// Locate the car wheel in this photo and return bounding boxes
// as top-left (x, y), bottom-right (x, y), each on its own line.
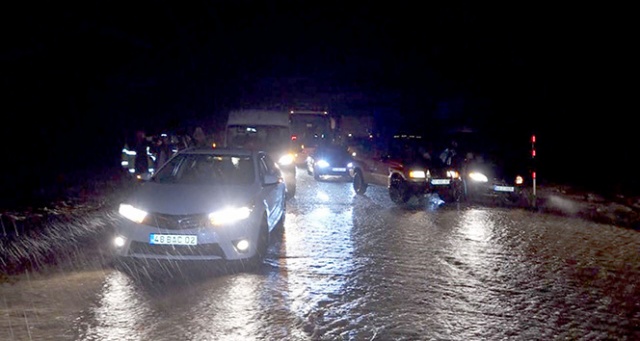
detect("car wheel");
top-left (353, 169), bottom-right (368, 194)
top-left (251, 218), bottom-right (269, 268)
top-left (286, 183), bottom-right (296, 199)
top-left (389, 177), bottom-right (410, 204)
top-left (444, 182), bottom-right (463, 203)
top-left (275, 211), bottom-right (286, 231)
top-left (502, 192), bottom-right (522, 206)
top-left (276, 196), bottom-right (286, 231)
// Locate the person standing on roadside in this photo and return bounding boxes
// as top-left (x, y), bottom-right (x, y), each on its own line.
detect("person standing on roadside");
top-left (192, 126), bottom-right (208, 148)
top-left (155, 134), bottom-right (173, 169)
top-left (439, 140), bottom-right (459, 167)
top-left (133, 130), bottom-right (150, 176)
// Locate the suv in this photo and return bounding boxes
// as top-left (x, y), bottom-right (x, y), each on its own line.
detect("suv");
top-left (348, 134), bottom-right (463, 205)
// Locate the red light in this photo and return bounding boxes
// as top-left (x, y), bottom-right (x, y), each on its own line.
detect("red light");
top-left (291, 135), bottom-right (297, 141)
top-left (532, 171), bottom-right (536, 179)
top-left (532, 149), bottom-right (536, 158)
top-left (531, 135), bottom-right (536, 143)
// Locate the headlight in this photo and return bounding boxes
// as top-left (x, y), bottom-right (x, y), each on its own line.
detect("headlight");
top-left (278, 154), bottom-right (294, 166)
top-left (468, 172), bottom-right (489, 182)
top-left (409, 170), bottom-right (426, 179)
top-left (119, 204), bottom-right (148, 223)
top-left (209, 206), bottom-right (252, 226)
top-left (446, 170), bottom-right (460, 179)
top-left (515, 175), bottom-right (524, 185)
top-left (316, 160), bottom-right (330, 168)
top-left (347, 162), bottom-right (353, 168)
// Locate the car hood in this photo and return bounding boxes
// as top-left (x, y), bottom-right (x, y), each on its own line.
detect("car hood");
top-left (124, 182), bottom-right (258, 215)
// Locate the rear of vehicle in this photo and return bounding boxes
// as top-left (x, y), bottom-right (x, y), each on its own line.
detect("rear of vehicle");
top-left (112, 148), bottom-right (286, 268)
top-left (225, 109), bottom-right (297, 198)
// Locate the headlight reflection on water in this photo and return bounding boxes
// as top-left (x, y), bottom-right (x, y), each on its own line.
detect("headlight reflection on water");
top-left (436, 208), bottom-right (515, 337)
top-left (78, 271), bottom-right (151, 340)
top-left (315, 190), bottom-right (331, 202)
top-left (282, 206), bottom-right (356, 322)
top-left (190, 275), bottom-right (262, 339)
top-left (460, 209), bottom-right (492, 243)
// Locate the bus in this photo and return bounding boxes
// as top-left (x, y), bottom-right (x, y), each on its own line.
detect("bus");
top-left (289, 110), bottom-right (335, 166)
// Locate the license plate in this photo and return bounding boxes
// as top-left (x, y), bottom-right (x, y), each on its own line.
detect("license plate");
top-left (494, 185), bottom-right (515, 192)
top-left (431, 179), bottom-right (450, 185)
top-left (149, 234), bottom-right (198, 245)
top-left (332, 167), bottom-right (347, 172)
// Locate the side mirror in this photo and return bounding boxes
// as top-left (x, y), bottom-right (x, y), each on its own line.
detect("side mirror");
top-left (263, 174), bottom-right (280, 186)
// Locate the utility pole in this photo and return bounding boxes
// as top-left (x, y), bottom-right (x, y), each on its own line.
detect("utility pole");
top-left (531, 134), bottom-right (537, 208)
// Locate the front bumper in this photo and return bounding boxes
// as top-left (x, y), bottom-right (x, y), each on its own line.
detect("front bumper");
top-left (315, 165), bottom-right (352, 177)
top-left (112, 214), bottom-right (261, 262)
top-left (394, 176), bottom-right (463, 201)
top-left (464, 180), bottom-right (525, 199)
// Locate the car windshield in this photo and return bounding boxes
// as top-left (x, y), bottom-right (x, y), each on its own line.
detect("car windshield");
top-left (226, 125), bottom-right (291, 150)
top-left (152, 154), bottom-right (255, 185)
top-left (316, 144), bottom-right (349, 156)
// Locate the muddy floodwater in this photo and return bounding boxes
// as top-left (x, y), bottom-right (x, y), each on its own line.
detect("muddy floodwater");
top-left (2, 171), bottom-right (639, 340)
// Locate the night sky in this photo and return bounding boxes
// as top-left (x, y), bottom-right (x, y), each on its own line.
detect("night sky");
top-left (1, 1), bottom-right (634, 205)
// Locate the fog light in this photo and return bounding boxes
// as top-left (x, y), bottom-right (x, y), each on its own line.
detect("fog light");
top-left (114, 236), bottom-right (126, 248)
top-left (234, 239), bottom-right (250, 252)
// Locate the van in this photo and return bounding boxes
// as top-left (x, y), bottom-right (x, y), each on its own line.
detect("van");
top-left (224, 109), bottom-right (297, 198)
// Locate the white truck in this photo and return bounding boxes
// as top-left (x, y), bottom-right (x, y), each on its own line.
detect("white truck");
top-left (224, 109), bottom-right (297, 198)
top-left (289, 109), bottom-right (335, 166)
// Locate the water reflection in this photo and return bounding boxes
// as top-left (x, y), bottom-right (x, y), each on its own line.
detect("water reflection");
top-left (56, 174), bottom-right (640, 339)
top-left (76, 271), bottom-right (152, 340)
top-left (432, 208), bottom-right (517, 339)
top-left (315, 190), bottom-right (331, 202)
top-left (188, 275), bottom-right (262, 339)
top-left (75, 266), bottom-right (302, 340)
top-left (460, 209), bottom-right (491, 242)
top-left (282, 199), bottom-right (356, 338)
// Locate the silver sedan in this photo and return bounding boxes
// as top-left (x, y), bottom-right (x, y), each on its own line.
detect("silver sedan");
top-left (112, 147), bottom-right (286, 269)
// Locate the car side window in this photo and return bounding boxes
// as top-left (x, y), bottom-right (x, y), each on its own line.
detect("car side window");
top-left (259, 153), bottom-right (278, 178)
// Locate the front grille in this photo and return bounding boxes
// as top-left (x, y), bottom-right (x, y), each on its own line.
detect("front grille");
top-left (129, 241), bottom-right (225, 258)
top-left (144, 213), bottom-right (209, 230)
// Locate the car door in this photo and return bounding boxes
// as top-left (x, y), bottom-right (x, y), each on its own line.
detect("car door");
top-left (259, 153), bottom-right (284, 229)
top-left (368, 143), bottom-right (395, 187)
top-left (349, 140), bottom-right (382, 187)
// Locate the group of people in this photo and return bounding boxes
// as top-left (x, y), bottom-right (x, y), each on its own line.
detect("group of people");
top-left (127, 126), bottom-right (212, 177)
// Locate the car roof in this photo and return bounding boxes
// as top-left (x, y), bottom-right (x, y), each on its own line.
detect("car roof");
top-left (178, 147), bottom-right (258, 157)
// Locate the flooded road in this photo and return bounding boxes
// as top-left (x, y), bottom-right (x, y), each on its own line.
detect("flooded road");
top-left (2, 170), bottom-right (640, 340)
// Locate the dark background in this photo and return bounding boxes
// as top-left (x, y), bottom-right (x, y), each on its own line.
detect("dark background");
top-left (0, 1), bottom-right (635, 207)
